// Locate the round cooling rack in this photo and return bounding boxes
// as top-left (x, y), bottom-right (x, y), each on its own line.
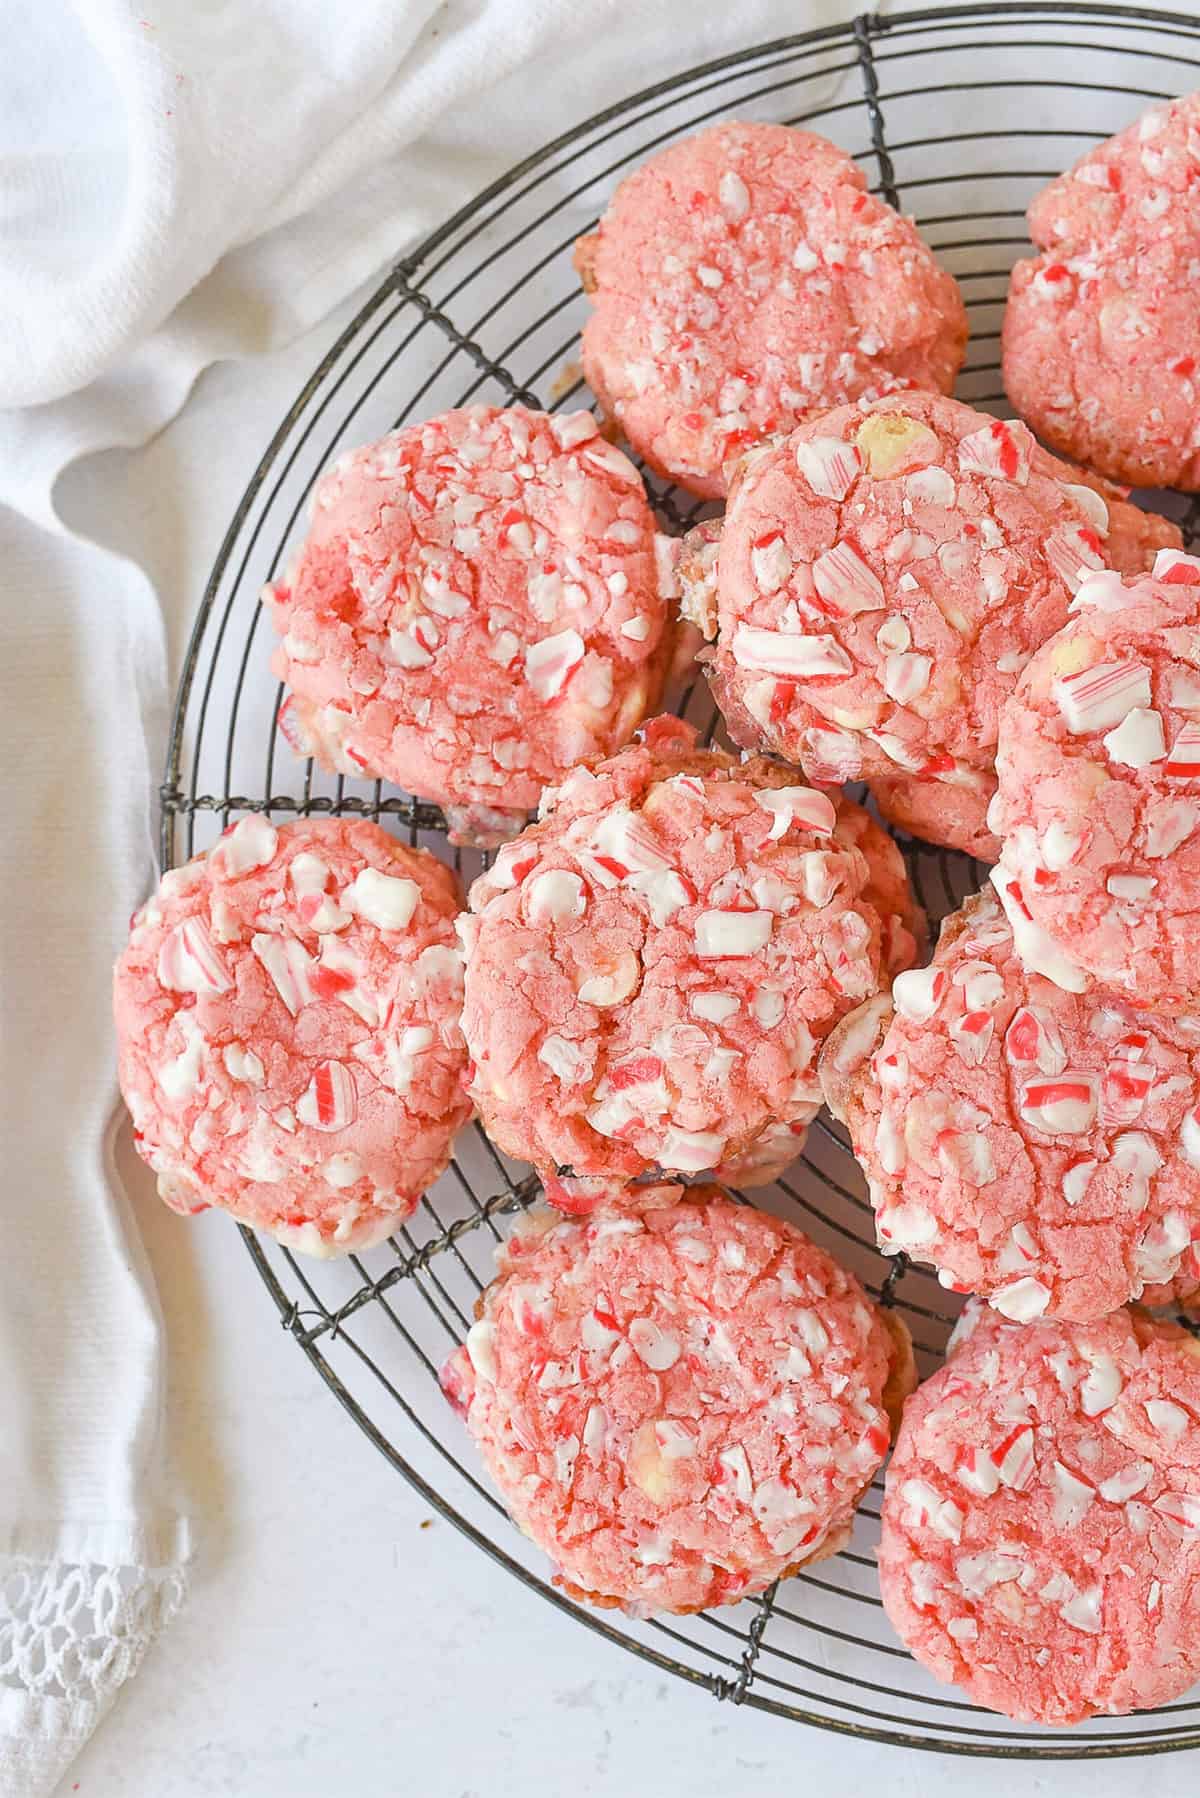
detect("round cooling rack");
top-left (162, 3), bottom-right (1200, 1757)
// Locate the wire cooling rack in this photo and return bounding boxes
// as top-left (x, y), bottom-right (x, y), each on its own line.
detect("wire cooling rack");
top-left (162, 4), bottom-right (1200, 1757)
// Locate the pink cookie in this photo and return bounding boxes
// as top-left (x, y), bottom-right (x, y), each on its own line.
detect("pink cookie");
top-left (114, 817), bottom-right (470, 1256)
top-left (715, 807), bottom-right (925, 1193)
top-left (820, 886), bottom-right (1200, 1321)
top-left (1004, 94), bottom-right (1200, 491)
top-left (872, 770), bottom-right (1000, 864)
top-left (1142, 1261), bottom-right (1200, 1311)
top-left (576, 121), bottom-right (967, 499)
top-left (442, 1191), bottom-right (915, 1612)
top-left (994, 550), bottom-right (1200, 1010)
top-left (459, 716), bottom-right (922, 1198)
top-left (682, 392), bottom-right (1179, 855)
top-left (880, 1302), bottom-right (1200, 1724)
top-left (266, 406), bottom-right (675, 844)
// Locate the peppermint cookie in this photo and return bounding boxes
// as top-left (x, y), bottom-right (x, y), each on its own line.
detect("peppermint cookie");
top-left (1004, 93), bottom-right (1200, 490)
top-left (442, 1191), bottom-right (915, 1612)
top-left (682, 392), bottom-right (1178, 853)
top-left (459, 716), bottom-right (922, 1198)
top-left (872, 770), bottom-right (1000, 864)
top-left (880, 1303), bottom-right (1200, 1724)
top-left (114, 817), bottom-right (470, 1255)
top-left (266, 406), bottom-right (674, 843)
top-left (820, 886), bottom-right (1200, 1321)
top-left (576, 120), bottom-right (967, 499)
top-left (993, 550), bottom-right (1200, 1009)
top-left (1142, 1260), bottom-right (1200, 1312)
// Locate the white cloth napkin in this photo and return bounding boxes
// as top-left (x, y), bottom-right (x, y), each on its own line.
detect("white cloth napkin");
top-left (0, 3), bottom-right (843, 1793)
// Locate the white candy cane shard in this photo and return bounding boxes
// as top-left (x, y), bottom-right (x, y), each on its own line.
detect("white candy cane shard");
top-left (694, 911), bottom-right (773, 957)
top-left (811, 540), bottom-right (884, 616)
top-left (1080, 1355), bottom-right (1121, 1416)
top-left (938, 1131), bottom-right (995, 1186)
top-left (956, 1551), bottom-right (1025, 1599)
top-left (1062, 1158), bottom-right (1096, 1206)
top-left (1045, 522), bottom-right (1106, 593)
top-left (223, 1043), bottom-right (265, 1086)
top-left (1060, 482), bottom-right (1110, 535)
top-left (1152, 1492), bottom-right (1200, 1532)
top-left (1103, 707), bottom-right (1166, 768)
top-left (550, 409), bottom-right (599, 450)
top-left (950, 1010), bottom-right (995, 1067)
top-left (1145, 1398), bottom-right (1189, 1440)
top-left (866, 730), bottom-right (924, 772)
top-left (749, 531), bottom-right (793, 593)
top-left (1182, 1106), bottom-right (1200, 1169)
top-left (755, 787), bottom-right (836, 839)
top-left (690, 991), bottom-right (740, 1024)
top-left (251, 933), bottom-right (315, 1014)
top-left (526, 869), bottom-right (587, 923)
top-left (1171, 667), bottom-right (1200, 709)
top-left (794, 436), bottom-right (863, 501)
top-left (1018, 1074), bottom-right (1097, 1133)
top-left (954, 1447), bottom-right (1000, 1497)
top-left (992, 1277), bottom-right (1051, 1322)
top-left (1070, 568), bottom-right (1131, 614)
top-left (730, 624), bottom-right (852, 679)
top-left (1052, 1462), bottom-right (1096, 1528)
top-left (990, 868), bottom-right (1089, 994)
top-left (718, 168), bottom-right (750, 220)
top-left (956, 419), bottom-right (1031, 484)
top-left (296, 1061), bottom-right (357, 1131)
top-left (627, 1318), bottom-right (681, 1371)
top-left (579, 805), bottom-right (672, 884)
top-left (344, 868), bottom-right (420, 931)
top-left (876, 615), bottom-right (911, 654)
top-left (660, 1127), bottom-right (723, 1172)
top-left (801, 725), bottom-right (863, 783)
top-left (990, 1424), bottom-right (1036, 1489)
top-left (1052, 660), bottom-right (1152, 733)
top-left (1040, 822), bottom-right (1082, 871)
top-left (485, 841), bottom-right (538, 889)
top-left (1098, 1461), bottom-right (1151, 1502)
top-left (525, 629), bottom-right (585, 700)
top-left (718, 1444), bottom-right (754, 1502)
top-left (1106, 872), bottom-right (1156, 902)
top-left (891, 966), bottom-right (946, 1021)
top-left (900, 1480), bottom-right (964, 1541)
top-left (1135, 1208), bottom-right (1191, 1280)
top-left (1154, 546), bottom-right (1200, 581)
top-left (157, 919), bottom-right (233, 995)
top-left (1164, 721), bottom-right (1200, 778)
top-left (883, 652), bottom-right (932, 704)
top-left (1061, 1587), bottom-right (1103, 1635)
top-left (218, 816), bottom-right (278, 876)
top-left (906, 466), bottom-right (956, 507)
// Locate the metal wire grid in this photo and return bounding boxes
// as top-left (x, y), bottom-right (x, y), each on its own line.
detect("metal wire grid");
top-left (160, 4), bottom-right (1200, 1756)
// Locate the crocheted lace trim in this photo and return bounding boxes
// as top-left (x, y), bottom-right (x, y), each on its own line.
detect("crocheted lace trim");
top-left (0, 1556), bottom-right (188, 1705)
